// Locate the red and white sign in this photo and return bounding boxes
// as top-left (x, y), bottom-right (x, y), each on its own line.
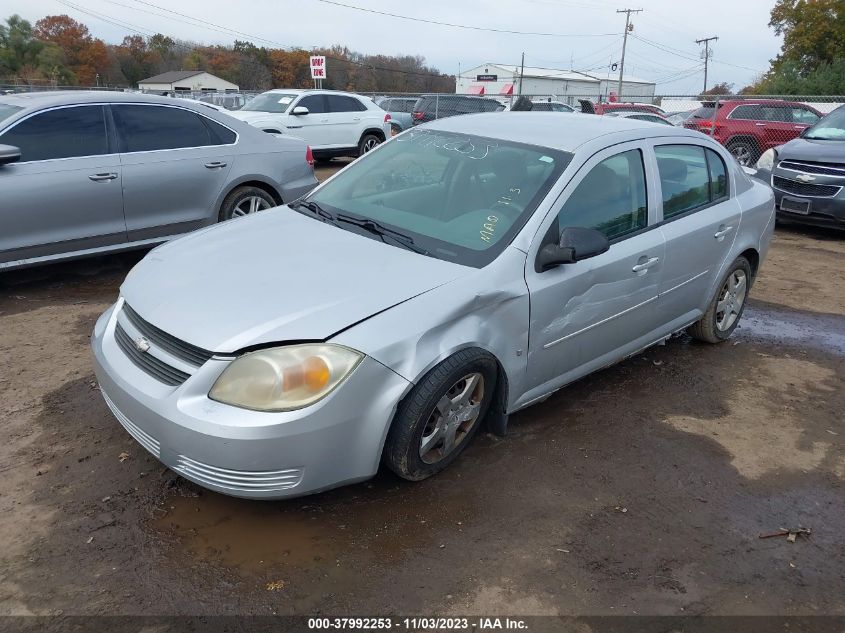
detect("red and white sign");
top-left (310, 56), bottom-right (326, 80)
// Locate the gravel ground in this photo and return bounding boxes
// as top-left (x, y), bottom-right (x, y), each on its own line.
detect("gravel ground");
top-left (1, 165), bottom-right (843, 620)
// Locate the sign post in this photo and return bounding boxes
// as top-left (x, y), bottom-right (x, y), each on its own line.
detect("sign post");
top-left (310, 55), bottom-right (326, 89)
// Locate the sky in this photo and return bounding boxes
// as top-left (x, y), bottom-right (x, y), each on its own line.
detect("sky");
top-left (3, 0), bottom-right (783, 94)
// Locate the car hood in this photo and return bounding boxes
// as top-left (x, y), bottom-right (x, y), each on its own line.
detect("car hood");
top-left (228, 110), bottom-right (286, 125)
top-left (776, 137), bottom-right (845, 163)
top-left (120, 209), bottom-right (468, 353)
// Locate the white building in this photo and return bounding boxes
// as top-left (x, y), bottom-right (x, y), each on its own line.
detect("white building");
top-left (138, 71), bottom-right (239, 93)
top-left (456, 63), bottom-right (655, 104)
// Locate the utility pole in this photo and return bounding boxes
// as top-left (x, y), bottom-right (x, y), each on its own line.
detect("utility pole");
top-left (616, 8), bottom-right (641, 100)
top-left (518, 51), bottom-right (525, 96)
top-left (696, 36), bottom-right (718, 93)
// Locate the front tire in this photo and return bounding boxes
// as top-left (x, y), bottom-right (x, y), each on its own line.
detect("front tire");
top-left (218, 186), bottom-right (275, 222)
top-left (687, 256), bottom-right (752, 343)
top-left (383, 349), bottom-right (498, 481)
top-left (358, 133), bottom-right (382, 156)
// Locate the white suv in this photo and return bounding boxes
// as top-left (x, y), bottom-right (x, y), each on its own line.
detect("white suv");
top-left (230, 89), bottom-right (390, 160)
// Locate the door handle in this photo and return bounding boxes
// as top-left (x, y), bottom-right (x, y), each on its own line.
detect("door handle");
top-left (88, 173), bottom-right (117, 182)
top-left (321, 119), bottom-right (329, 123)
top-left (204, 161), bottom-right (227, 169)
top-left (632, 256), bottom-right (659, 273)
top-left (353, 117), bottom-right (361, 121)
top-left (714, 225), bottom-right (735, 240)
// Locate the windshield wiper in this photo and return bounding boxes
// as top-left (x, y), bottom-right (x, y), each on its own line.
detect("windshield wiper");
top-left (291, 199), bottom-right (338, 225)
top-left (335, 213), bottom-right (429, 255)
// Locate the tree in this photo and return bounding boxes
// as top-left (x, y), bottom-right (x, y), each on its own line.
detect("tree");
top-left (769, 0), bottom-right (845, 75)
top-left (0, 15), bottom-right (44, 75)
top-left (34, 14), bottom-right (108, 85)
top-left (701, 82), bottom-right (734, 96)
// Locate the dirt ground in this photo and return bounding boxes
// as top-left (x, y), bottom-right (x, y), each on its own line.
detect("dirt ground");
top-left (1, 163), bottom-right (843, 621)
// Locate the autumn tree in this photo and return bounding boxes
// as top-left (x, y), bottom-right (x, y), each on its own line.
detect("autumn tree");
top-left (769, 0), bottom-right (845, 74)
top-left (0, 14), bottom-right (74, 83)
top-left (34, 14), bottom-right (108, 85)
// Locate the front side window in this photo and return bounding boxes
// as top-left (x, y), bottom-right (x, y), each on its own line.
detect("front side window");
top-left (304, 129), bottom-right (571, 267)
top-left (298, 95), bottom-right (327, 114)
top-left (656, 144), bottom-right (728, 219)
top-left (556, 149), bottom-right (647, 240)
top-left (113, 105), bottom-right (213, 152)
top-left (1, 106), bottom-right (108, 162)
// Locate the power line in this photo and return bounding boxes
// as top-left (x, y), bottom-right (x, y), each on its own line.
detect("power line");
top-left (314, 0), bottom-right (619, 37)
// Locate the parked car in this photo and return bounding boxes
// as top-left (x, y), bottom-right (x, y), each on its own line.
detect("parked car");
top-left (92, 112), bottom-right (775, 499)
top-left (667, 110), bottom-right (695, 126)
top-left (579, 100), bottom-right (666, 116)
top-left (605, 111), bottom-right (673, 125)
top-left (0, 91), bottom-right (317, 271)
top-left (229, 89), bottom-right (391, 160)
top-left (377, 96), bottom-right (417, 132)
top-left (752, 104), bottom-right (845, 229)
top-left (411, 94), bottom-right (504, 125)
top-left (197, 92), bottom-right (249, 111)
top-left (683, 99), bottom-right (822, 166)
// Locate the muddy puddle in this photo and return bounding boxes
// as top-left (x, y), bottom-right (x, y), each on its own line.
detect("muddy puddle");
top-left (737, 302), bottom-right (845, 356)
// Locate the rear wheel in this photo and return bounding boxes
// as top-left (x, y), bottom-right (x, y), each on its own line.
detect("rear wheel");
top-left (383, 349), bottom-right (497, 481)
top-left (726, 139), bottom-right (759, 167)
top-left (218, 186), bottom-right (275, 222)
top-left (687, 256), bottom-right (752, 343)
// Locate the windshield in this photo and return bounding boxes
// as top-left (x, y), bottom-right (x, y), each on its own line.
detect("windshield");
top-left (240, 93), bottom-right (298, 113)
top-left (803, 107), bottom-right (845, 140)
top-left (0, 103), bottom-right (23, 127)
top-left (304, 129), bottom-right (571, 267)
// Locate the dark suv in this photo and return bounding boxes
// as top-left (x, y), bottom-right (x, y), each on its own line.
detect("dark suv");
top-left (684, 99), bottom-right (822, 166)
top-left (411, 94), bottom-right (504, 125)
top-left (752, 105), bottom-right (845, 230)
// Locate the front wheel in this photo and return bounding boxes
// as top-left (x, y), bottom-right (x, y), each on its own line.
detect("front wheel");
top-left (383, 349), bottom-right (498, 481)
top-left (687, 256), bottom-right (752, 343)
top-left (358, 133), bottom-right (382, 156)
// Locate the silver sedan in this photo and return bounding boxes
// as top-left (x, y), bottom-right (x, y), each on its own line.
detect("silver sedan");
top-left (0, 91), bottom-right (317, 271)
top-left (92, 112), bottom-right (775, 499)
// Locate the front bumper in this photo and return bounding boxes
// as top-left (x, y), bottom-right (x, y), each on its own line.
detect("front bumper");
top-left (91, 302), bottom-right (412, 499)
top-left (755, 167), bottom-right (845, 229)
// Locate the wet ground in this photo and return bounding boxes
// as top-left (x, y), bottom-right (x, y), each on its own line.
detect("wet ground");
top-left (1, 181), bottom-right (843, 618)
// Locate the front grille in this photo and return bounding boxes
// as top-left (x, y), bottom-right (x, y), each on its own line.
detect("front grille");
top-left (772, 176), bottom-right (842, 198)
top-left (778, 160), bottom-right (845, 177)
top-left (122, 304), bottom-right (213, 367)
top-left (173, 454), bottom-right (303, 493)
top-left (115, 322), bottom-right (190, 386)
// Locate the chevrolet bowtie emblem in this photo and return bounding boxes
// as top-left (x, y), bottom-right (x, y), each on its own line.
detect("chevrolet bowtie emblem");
top-left (134, 337), bottom-right (151, 353)
top-left (795, 173), bottom-right (816, 182)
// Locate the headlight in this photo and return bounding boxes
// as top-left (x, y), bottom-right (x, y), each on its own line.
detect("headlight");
top-left (756, 148), bottom-right (776, 171)
top-left (209, 344), bottom-right (363, 412)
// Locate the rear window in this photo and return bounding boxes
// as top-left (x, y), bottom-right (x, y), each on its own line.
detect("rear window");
top-left (691, 105), bottom-right (720, 119)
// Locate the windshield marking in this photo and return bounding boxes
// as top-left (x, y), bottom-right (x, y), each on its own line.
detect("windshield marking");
top-left (395, 129), bottom-right (499, 160)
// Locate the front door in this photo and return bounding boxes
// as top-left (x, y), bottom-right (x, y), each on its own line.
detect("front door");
top-left (522, 144), bottom-right (666, 405)
top-left (287, 94), bottom-right (332, 149)
top-left (0, 105), bottom-right (126, 266)
top-left (112, 104), bottom-right (234, 241)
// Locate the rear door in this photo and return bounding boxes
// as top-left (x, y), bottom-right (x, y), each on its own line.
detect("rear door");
top-left (524, 144), bottom-right (666, 397)
top-left (113, 104), bottom-right (235, 241)
top-left (0, 104), bottom-right (126, 265)
top-left (325, 94), bottom-right (367, 148)
top-left (652, 142), bottom-right (740, 326)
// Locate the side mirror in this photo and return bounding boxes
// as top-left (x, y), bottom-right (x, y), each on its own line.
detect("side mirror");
top-left (0, 144), bottom-right (21, 166)
top-left (536, 226), bottom-right (610, 272)
top-left (291, 106), bottom-right (309, 116)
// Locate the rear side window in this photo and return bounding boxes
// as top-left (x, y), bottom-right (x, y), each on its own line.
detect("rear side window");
top-left (656, 145), bottom-right (728, 219)
top-left (205, 117), bottom-right (237, 144)
top-left (328, 95), bottom-right (366, 112)
top-left (298, 95), bottom-right (327, 114)
top-left (557, 149), bottom-right (647, 240)
top-left (113, 105), bottom-right (213, 152)
top-left (1, 105), bottom-right (108, 162)
top-left (729, 104), bottom-right (764, 120)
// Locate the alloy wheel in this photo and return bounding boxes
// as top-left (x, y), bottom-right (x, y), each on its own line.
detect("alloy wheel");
top-left (232, 196), bottom-right (271, 217)
top-left (731, 145), bottom-right (752, 166)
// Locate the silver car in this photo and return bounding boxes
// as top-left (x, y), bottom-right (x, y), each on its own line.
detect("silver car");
top-left (92, 113), bottom-right (775, 499)
top-left (0, 91), bottom-right (317, 271)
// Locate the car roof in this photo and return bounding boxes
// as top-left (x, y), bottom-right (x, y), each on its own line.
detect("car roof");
top-left (422, 112), bottom-right (705, 153)
top-left (0, 90), bottom-right (224, 112)
top-left (260, 89), bottom-right (366, 97)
